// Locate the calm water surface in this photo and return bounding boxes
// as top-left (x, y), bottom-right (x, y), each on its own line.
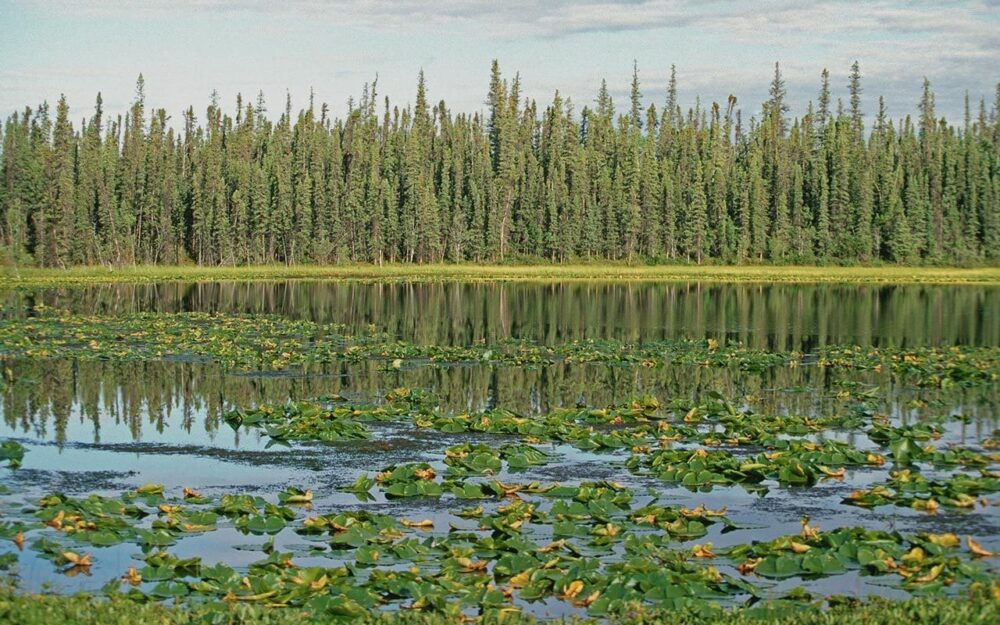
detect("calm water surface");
top-left (1, 281), bottom-right (997, 608)
top-left (6, 280), bottom-right (999, 347)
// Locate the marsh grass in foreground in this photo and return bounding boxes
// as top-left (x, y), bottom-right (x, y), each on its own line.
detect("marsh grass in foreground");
top-left (4, 264), bottom-right (1000, 288)
top-left (0, 589), bottom-right (997, 625)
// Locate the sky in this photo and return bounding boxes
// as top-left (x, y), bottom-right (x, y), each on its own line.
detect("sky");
top-left (1, 0), bottom-right (998, 127)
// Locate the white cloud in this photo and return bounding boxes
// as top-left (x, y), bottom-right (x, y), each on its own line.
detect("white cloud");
top-left (6, 0), bottom-right (998, 121)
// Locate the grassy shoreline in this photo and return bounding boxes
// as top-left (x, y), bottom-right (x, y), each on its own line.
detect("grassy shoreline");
top-left (3, 263), bottom-right (1000, 287)
top-left (0, 590), bottom-right (997, 625)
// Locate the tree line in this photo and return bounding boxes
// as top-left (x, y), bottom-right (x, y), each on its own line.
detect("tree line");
top-left (2, 61), bottom-right (998, 267)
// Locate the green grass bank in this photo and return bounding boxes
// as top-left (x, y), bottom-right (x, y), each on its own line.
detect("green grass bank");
top-left (3, 264), bottom-right (1000, 288)
top-left (0, 591), bottom-right (997, 625)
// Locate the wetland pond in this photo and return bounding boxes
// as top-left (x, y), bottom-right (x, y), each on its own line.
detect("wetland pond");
top-left (0, 280), bottom-right (998, 618)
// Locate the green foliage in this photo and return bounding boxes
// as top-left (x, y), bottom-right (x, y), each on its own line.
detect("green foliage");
top-left (0, 441), bottom-right (23, 469)
top-left (0, 573), bottom-right (998, 624)
top-left (1, 297), bottom-right (999, 620)
top-left (5, 313), bottom-right (999, 387)
top-left (2, 66), bottom-right (999, 268)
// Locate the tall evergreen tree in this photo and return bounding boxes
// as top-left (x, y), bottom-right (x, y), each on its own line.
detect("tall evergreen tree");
top-left (0, 63), bottom-right (995, 268)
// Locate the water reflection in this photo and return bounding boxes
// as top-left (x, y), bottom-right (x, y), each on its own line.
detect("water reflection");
top-left (5, 281), bottom-right (999, 348)
top-left (1, 281), bottom-right (998, 604)
top-left (2, 358), bottom-right (996, 449)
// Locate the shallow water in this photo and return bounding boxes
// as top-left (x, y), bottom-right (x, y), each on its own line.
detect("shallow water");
top-left (0, 280), bottom-right (998, 613)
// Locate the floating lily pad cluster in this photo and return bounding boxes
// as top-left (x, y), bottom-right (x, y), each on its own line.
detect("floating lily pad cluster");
top-left (0, 441), bottom-right (23, 469)
top-left (3, 313), bottom-right (999, 388)
top-left (844, 470), bottom-right (1000, 512)
top-left (1, 308), bottom-right (999, 620)
top-left (729, 522), bottom-right (999, 594)
top-left (0, 478), bottom-right (996, 619)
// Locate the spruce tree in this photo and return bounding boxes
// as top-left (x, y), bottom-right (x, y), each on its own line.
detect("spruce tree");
top-left (0, 64), bottom-right (994, 267)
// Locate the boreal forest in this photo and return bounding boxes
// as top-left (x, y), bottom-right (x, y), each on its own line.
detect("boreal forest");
top-left (2, 61), bottom-right (998, 267)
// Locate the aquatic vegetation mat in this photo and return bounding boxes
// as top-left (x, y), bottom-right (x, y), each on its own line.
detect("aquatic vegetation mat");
top-left (2, 313), bottom-right (999, 388)
top-left (0, 587), bottom-right (998, 625)
top-left (0, 307), bottom-right (998, 621)
top-left (1, 381), bottom-right (998, 619)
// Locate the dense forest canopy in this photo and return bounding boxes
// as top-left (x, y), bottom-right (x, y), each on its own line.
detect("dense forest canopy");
top-left (1, 61), bottom-right (998, 267)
